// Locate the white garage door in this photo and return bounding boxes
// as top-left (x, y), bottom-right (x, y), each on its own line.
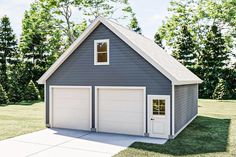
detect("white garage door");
top-left (51, 86), bottom-right (91, 131)
top-left (97, 87), bottom-right (145, 136)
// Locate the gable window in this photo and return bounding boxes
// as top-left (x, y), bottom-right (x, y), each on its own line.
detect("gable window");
top-left (94, 39), bottom-right (109, 65)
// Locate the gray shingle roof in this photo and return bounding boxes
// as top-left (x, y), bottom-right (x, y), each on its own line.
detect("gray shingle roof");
top-left (38, 17), bottom-right (202, 85)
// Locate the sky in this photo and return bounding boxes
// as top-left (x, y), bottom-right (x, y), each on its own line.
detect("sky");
top-left (0, 0), bottom-right (171, 40)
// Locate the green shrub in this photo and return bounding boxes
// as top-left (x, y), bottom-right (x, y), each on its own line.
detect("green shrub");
top-left (0, 84), bottom-right (9, 105)
top-left (24, 80), bottom-right (40, 101)
top-left (8, 86), bottom-right (23, 103)
top-left (212, 79), bottom-right (231, 100)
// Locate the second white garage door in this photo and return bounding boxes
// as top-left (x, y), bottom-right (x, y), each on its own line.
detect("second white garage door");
top-left (96, 87), bottom-right (145, 136)
top-left (51, 86), bottom-right (91, 131)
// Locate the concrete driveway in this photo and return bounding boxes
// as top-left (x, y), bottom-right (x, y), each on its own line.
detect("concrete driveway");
top-left (0, 128), bottom-right (167, 157)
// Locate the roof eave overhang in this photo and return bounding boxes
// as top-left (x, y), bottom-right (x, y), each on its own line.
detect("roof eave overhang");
top-left (37, 16), bottom-right (203, 86)
top-left (172, 80), bottom-right (203, 85)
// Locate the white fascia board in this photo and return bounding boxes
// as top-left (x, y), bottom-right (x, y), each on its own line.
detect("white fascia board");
top-left (37, 16), bottom-right (203, 85)
top-left (173, 80), bottom-right (203, 85)
top-left (99, 18), bottom-right (179, 84)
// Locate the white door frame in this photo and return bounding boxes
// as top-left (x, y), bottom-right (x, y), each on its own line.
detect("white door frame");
top-left (49, 86), bottom-right (92, 129)
top-left (95, 86), bottom-right (146, 135)
top-left (148, 95), bottom-right (170, 138)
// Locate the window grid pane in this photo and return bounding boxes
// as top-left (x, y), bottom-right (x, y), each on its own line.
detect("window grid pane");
top-left (96, 41), bottom-right (108, 63)
top-left (97, 53), bottom-right (107, 62)
top-left (153, 99), bottom-right (165, 115)
top-left (97, 42), bottom-right (107, 52)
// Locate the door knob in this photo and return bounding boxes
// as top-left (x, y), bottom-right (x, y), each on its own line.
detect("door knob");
top-left (151, 118), bottom-right (154, 120)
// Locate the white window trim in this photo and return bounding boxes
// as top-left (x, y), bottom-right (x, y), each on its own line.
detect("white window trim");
top-left (94, 39), bottom-right (110, 65)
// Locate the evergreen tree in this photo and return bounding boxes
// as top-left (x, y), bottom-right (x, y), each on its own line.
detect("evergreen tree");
top-left (172, 25), bottom-right (197, 69)
top-left (24, 80), bottom-right (40, 101)
top-left (212, 79), bottom-right (231, 100)
top-left (154, 32), bottom-right (164, 49)
top-left (8, 62), bottom-right (26, 103)
top-left (129, 13), bottom-right (142, 34)
top-left (0, 16), bottom-right (17, 91)
top-left (0, 84), bottom-right (9, 105)
top-left (221, 63), bottom-right (236, 99)
top-left (157, 0), bottom-right (235, 98)
top-left (199, 25), bottom-right (230, 98)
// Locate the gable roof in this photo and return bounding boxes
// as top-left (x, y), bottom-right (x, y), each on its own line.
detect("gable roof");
top-left (37, 17), bottom-right (202, 85)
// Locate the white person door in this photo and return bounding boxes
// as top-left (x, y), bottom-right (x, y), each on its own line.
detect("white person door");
top-left (148, 95), bottom-right (170, 138)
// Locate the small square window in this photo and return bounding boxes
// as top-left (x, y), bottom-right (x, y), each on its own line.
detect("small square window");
top-left (153, 99), bottom-right (165, 115)
top-left (94, 39), bottom-right (109, 65)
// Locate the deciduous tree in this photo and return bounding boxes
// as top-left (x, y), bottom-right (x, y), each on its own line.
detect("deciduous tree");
top-left (19, 2), bottom-right (63, 85)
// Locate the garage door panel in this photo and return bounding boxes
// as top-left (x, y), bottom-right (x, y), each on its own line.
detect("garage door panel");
top-left (52, 87), bottom-right (91, 131)
top-left (54, 101), bottom-right (89, 110)
top-left (54, 88), bottom-right (90, 100)
top-left (99, 122), bottom-right (143, 135)
top-left (54, 108), bottom-right (89, 119)
top-left (98, 101), bottom-right (143, 111)
top-left (100, 103), bottom-right (143, 113)
top-left (97, 88), bottom-right (144, 136)
top-left (99, 89), bottom-right (143, 101)
top-left (99, 111), bottom-right (142, 123)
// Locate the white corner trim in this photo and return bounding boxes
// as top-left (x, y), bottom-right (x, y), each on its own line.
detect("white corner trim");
top-left (172, 114), bottom-right (197, 139)
top-left (172, 84), bottom-right (175, 135)
top-left (94, 86), bottom-right (98, 130)
top-left (49, 86), bottom-right (92, 129)
top-left (94, 86), bottom-right (146, 135)
top-left (143, 87), bottom-right (147, 135)
top-left (94, 39), bottom-right (110, 65)
top-left (44, 83), bottom-right (48, 127)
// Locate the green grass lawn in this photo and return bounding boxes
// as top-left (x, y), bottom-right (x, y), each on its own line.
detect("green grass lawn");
top-left (115, 99), bottom-right (236, 157)
top-left (0, 99), bottom-right (236, 157)
top-left (0, 101), bottom-right (45, 140)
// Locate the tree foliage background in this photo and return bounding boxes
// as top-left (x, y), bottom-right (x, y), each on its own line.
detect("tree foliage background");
top-left (155, 0), bottom-right (236, 99)
top-left (0, 0), bottom-right (235, 104)
top-left (0, 0), bottom-right (142, 103)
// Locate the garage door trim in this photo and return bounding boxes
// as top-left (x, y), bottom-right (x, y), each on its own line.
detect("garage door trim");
top-left (94, 86), bottom-right (146, 135)
top-left (49, 86), bottom-right (92, 129)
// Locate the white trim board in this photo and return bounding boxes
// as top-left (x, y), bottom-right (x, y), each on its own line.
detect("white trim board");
top-left (171, 114), bottom-right (197, 139)
top-left (49, 86), bottom-right (92, 130)
top-left (37, 16), bottom-right (202, 85)
top-left (171, 84), bottom-right (175, 135)
top-left (94, 86), bottom-right (146, 136)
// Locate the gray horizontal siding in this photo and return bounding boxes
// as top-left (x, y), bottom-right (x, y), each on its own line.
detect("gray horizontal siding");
top-left (46, 24), bottom-right (172, 131)
top-left (174, 84), bottom-right (198, 134)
